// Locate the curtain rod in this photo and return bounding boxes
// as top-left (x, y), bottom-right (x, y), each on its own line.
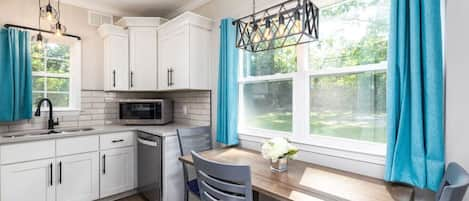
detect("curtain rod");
top-left (3, 24), bottom-right (81, 40)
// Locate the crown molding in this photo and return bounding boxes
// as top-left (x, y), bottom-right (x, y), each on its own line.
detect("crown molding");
top-left (59, 0), bottom-right (138, 16)
top-left (165, 0), bottom-right (212, 19)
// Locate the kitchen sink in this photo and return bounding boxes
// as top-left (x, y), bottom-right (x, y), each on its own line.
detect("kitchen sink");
top-left (2, 128), bottom-right (95, 139)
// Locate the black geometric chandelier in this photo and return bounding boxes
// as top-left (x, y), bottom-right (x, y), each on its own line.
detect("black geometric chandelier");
top-left (233, 0), bottom-right (319, 52)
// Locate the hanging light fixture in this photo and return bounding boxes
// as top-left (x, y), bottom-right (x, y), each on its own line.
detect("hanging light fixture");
top-left (33, 0), bottom-right (47, 48)
top-left (40, 0), bottom-right (58, 22)
top-left (50, 0), bottom-right (67, 36)
top-left (233, 0), bottom-right (319, 52)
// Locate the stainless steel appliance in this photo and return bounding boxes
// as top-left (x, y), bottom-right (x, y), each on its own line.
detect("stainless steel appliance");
top-left (119, 99), bottom-right (173, 125)
top-left (137, 132), bottom-right (162, 201)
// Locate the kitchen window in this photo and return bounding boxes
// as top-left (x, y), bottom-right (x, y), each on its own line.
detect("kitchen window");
top-left (31, 35), bottom-right (81, 111)
top-left (238, 0), bottom-right (389, 154)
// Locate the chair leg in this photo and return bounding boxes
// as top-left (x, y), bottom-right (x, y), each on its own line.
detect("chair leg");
top-left (253, 190), bottom-right (260, 201)
top-left (184, 187), bottom-right (189, 201)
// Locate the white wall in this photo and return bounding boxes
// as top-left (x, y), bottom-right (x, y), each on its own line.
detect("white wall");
top-left (445, 0), bottom-right (469, 200)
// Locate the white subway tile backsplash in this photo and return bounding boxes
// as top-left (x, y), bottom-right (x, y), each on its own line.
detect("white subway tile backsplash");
top-left (0, 90), bottom-right (212, 134)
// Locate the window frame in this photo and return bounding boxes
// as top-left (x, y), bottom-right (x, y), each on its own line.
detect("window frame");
top-left (238, 44), bottom-right (388, 158)
top-left (31, 34), bottom-right (82, 112)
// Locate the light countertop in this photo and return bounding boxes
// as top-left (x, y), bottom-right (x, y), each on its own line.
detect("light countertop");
top-left (0, 123), bottom-right (208, 145)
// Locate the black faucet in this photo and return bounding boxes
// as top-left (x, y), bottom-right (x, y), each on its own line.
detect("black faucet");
top-left (34, 98), bottom-right (59, 130)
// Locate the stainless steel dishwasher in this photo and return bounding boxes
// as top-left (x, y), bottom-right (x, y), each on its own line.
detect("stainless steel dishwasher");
top-left (137, 132), bottom-right (162, 201)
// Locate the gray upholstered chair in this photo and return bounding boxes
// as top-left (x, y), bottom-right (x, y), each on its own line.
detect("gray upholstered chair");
top-left (191, 151), bottom-right (253, 201)
top-left (436, 162), bottom-right (469, 201)
top-left (177, 126), bottom-right (212, 201)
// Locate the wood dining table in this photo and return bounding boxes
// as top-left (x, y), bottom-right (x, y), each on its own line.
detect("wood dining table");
top-left (179, 147), bottom-right (414, 201)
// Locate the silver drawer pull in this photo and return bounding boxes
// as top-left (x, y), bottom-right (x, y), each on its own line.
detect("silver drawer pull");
top-left (112, 139), bottom-right (124, 143)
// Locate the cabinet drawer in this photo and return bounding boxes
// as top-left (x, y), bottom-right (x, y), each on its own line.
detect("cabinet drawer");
top-left (0, 140), bottom-right (55, 164)
top-left (100, 132), bottom-right (135, 150)
top-left (56, 135), bottom-right (99, 156)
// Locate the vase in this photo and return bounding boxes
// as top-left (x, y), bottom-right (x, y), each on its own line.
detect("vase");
top-left (270, 157), bottom-right (288, 172)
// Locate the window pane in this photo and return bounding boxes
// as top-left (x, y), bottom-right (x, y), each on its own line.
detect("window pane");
top-left (47, 77), bottom-right (69, 92)
top-left (33, 76), bottom-right (45, 91)
top-left (32, 92), bottom-right (44, 107)
top-left (310, 72), bottom-right (386, 143)
top-left (241, 80), bottom-right (293, 132)
top-left (46, 43), bottom-right (70, 59)
top-left (243, 46), bottom-right (297, 77)
top-left (47, 59), bottom-right (70, 74)
top-left (32, 57), bottom-right (45, 72)
top-left (31, 42), bottom-right (44, 58)
top-left (46, 93), bottom-right (69, 108)
top-left (308, 0), bottom-right (390, 71)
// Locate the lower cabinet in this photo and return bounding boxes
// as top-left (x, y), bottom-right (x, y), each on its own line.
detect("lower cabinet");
top-left (56, 152), bottom-right (100, 201)
top-left (100, 146), bottom-right (136, 198)
top-left (1, 159), bottom-right (56, 201)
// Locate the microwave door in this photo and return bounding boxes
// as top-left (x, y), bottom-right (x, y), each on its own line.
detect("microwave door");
top-left (120, 103), bottom-right (161, 120)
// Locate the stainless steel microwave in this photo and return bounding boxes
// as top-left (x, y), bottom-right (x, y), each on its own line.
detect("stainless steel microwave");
top-left (119, 99), bottom-right (173, 125)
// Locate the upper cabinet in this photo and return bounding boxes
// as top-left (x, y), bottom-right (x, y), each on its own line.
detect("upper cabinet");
top-left (158, 12), bottom-right (214, 90)
top-left (99, 24), bottom-right (129, 91)
top-left (99, 13), bottom-right (213, 91)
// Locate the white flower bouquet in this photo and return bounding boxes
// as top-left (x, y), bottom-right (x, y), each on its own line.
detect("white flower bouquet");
top-left (261, 137), bottom-right (298, 162)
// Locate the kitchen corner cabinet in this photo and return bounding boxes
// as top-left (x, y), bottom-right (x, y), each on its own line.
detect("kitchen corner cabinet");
top-left (98, 24), bottom-right (129, 91)
top-left (158, 12), bottom-right (214, 90)
top-left (1, 159), bottom-right (56, 201)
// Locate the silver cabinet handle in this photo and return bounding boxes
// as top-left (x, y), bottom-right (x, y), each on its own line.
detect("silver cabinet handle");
top-left (169, 68), bottom-right (174, 86)
top-left (112, 139), bottom-right (124, 143)
top-left (167, 68), bottom-right (170, 87)
top-left (137, 137), bottom-right (158, 147)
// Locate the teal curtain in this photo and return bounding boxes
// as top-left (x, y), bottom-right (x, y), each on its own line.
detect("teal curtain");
top-left (216, 18), bottom-right (239, 145)
top-left (385, 0), bottom-right (444, 191)
top-left (0, 28), bottom-right (32, 122)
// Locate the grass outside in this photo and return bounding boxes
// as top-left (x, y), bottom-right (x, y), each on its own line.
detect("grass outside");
top-left (246, 111), bottom-right (386, 143)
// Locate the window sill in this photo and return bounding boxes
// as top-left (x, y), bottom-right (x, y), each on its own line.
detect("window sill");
top-left (238, 129), bottom-right (386, 165)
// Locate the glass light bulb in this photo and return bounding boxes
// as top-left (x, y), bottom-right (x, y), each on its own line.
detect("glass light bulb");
top-left (55, 29), bottom-right (62, 36)
top-left (277, 24), bottom-right (286, 37)
top-left (294, 19), bottom-right (301, 33)
top-left (264, 27), bottom-right (272, 40)
top-left (37, 41), bottom-right (43, 49)
top-left (47, 12), bottom-right (53, 21)
top-left (253, 31), bottom-right (261, 43)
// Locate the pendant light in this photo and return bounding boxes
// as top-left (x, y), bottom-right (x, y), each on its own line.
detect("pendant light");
top-left (33, 0), bottom-right (47, 48)
top-left (233, 0), bottom-right (319, 52)
top-left (50, 0), bottom-right (67, 36)
top-left (39, 0), bottom-right (58, 22)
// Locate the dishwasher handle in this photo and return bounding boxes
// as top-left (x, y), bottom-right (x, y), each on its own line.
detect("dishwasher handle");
top-left (137, 137), bottom-right (158, 147)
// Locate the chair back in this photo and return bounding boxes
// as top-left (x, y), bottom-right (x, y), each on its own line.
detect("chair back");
top-left (436, 162), bottom-right (469, 201)
top-left (192, 151), bottom-right (252, 201)
top-left (177, 126), bottom-right (212, 156)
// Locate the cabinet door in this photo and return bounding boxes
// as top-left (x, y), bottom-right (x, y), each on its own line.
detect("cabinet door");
top-left (100, 147), bottom-right (135, 198)
top-left (158, 27), bottom-right (189, 90)
top-left (1, 159), bottom-right (55, 201)
top-left (56, 152), bottom-right (99, 201)
top-left (129, 27), bottom-right (158, 90)
top-left (104, 35), bottom-right (129, 91)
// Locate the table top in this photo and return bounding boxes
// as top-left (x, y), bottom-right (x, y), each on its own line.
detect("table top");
top-left (179, 148), bottom-right (414, 201)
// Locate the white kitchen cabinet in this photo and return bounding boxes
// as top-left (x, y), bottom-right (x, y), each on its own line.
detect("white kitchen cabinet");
top-left (99, 24), bottom-right (129, 91)
top-left (128, 27), bottom-right (158, 90)
top-left (1, 159), bottom-right (55, 201)
top-left (158, 12), bottom-right (214, 90)
top-left (99, 146), bottom-right (136, 198)
top-left (56, 152), bottom-right (99, 201)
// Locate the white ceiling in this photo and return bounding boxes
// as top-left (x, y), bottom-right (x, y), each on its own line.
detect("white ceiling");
top-left (60, 0), bottom-right (211, 17)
